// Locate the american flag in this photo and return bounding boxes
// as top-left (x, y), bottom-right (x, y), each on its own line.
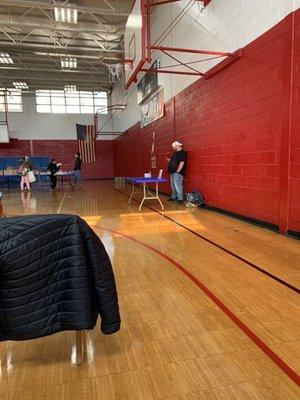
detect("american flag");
top-left (76, 123), bottom-right (97, 163)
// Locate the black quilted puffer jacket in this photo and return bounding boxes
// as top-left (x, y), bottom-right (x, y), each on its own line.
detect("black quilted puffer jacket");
top-left (0, 214), bottom-right (121, 341)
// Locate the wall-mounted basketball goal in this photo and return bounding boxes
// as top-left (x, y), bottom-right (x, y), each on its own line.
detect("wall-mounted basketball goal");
top-left (94, 104), bottom-right (127, 137)
top-left (124, 0), bottom-right (241, 90)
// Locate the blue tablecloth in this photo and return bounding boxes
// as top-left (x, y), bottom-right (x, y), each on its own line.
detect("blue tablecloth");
top-left (125, 177), bottom-right (168, 184)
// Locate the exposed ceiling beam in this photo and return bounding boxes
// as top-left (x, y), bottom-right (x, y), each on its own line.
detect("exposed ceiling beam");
top-left (102, 0), bottom-right (117, 12)
top-left (1, 72), bottom-right (108, 81)
top-left (0, 81), bottom-right (110, 86)
top-left (3, 49), bottom-right (121, 61)
top-left (0, 1), bottom-right (130, 17)
top-left (0, 1), bottom-right (127, 91)
top-left (0, 41), bottom-right (123, 53)
top-left (3, 58), bottom-right (115, 66)
top-left (0, 80), bottom-right (111, 88)
top-left (1, 68), bottom-right (108, 80)
top-left (0, 21), bottom-right (123, 36)
top-left (0, 88), bottom-right (110, 93)
top-left (0, 66), bottom-right (107, 75)
top-left (0, 32), bottom-right (121, 46)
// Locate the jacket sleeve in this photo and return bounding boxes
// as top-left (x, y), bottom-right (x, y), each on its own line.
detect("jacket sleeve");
top-left (80, 219), bottom-right (121, 335)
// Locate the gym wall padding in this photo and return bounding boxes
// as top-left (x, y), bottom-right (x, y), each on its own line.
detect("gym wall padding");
top-left (0, 156), bottom-right (49, 170)
top-left (0, 140), bottom-right (114, 179)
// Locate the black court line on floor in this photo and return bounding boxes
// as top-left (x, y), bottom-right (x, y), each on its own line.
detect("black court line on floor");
top-left (110, 184), bottom-right (299, 295)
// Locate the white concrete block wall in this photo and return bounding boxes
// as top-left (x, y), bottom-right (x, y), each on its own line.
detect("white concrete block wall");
top-left (111, 0), bottom-right (298, 133)
top-left (7, 95), bottom-right (113, 141)
top-left (111, 78), bottom-right (140, 132)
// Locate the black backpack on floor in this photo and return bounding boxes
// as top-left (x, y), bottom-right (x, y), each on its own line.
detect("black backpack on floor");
top-left (185, 191), bottom-right (204, 207)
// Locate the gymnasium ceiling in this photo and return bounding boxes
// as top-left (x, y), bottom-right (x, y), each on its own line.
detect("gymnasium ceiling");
top-left (0, 0), bottom-right (133, 92)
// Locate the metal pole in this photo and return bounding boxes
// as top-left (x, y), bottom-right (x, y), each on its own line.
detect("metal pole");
top-left (150, 45), bottom-right (231, 57)
top-left (161, 49), bottom-right (205, 76)
top-left (141, 0), bottom-right (146, 62)
top-left (149, 0), bottom-right (182, 6)
top-left (146, 0), bottom-right (151, 62)
top-left (140, 68), bottom-right (204, 76)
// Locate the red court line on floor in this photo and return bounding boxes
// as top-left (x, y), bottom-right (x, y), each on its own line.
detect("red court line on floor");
top-left (94, 224), bottom-right (300, 387)
top-left (110, 184), bottom-right (299, 294)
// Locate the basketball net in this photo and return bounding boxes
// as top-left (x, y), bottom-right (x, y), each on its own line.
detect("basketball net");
top-left (103, 63), bottom-right (124, 83)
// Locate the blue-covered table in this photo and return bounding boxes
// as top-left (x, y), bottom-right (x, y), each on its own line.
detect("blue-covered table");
top-left (0, 174), bottom-right (20, 189)
top-left (1, 171), bottom-right (51, 190)
top-left (125, 177), bottom-right (168, 212)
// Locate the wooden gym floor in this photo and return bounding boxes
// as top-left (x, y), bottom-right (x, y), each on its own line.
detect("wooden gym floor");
top-left (0, 181), bottom-right (299, 399)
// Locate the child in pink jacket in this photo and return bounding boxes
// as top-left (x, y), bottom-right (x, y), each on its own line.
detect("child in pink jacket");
top-left (18, 156), bottom-right (33, 191)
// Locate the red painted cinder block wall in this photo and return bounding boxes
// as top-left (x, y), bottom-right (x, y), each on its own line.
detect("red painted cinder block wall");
top-left (114, 10), bottom-right (300, 236)
top-left (0, 140), bottom-right (114, 179)
top-left (288, 10), bottom-right (300, 234)
top-left (0, 139), bottom-right (31, 156)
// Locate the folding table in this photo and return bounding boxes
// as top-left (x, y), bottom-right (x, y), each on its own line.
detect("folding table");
top-left (35, 171), bottom-right (50, 189)
top-left (125, 177), bottom-right (168, 211)
top-left (55, 171), bottom-right (75, 191)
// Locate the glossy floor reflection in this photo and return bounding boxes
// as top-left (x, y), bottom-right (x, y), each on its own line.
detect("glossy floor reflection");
top-left (0, 181), bottom-right (299, 400)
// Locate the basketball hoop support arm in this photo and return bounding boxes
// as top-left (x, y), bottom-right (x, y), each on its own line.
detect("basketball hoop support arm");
top-left (125, 0), bottom-right (238, 89)
top-left (150, 46), bottom-right (231, 57)
top-left (149, 0), bottom-right (211, 7)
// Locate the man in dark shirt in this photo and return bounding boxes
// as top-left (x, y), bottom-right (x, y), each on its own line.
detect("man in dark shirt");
top-left (47, 159), bottom-right (60, 191)
top-left (74, 153), bottom-right (82, 184)
top-left (167, 141), bottom-right (187, 203)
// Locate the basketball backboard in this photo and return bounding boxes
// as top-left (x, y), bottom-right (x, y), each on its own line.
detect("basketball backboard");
top-left (124, 0), bottom-right (145, 89)
top-left (0, 124), bottom-right (9, 143)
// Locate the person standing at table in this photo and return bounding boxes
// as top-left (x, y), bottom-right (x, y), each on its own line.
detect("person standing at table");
top-left (18, 156), bottom-right (33, 192)
top-left (47, 159), bottom-right (60, 191)
top-left (167, 141), bottom-right (187, 203)
top-left (74, 153), bottom-right (82, 185)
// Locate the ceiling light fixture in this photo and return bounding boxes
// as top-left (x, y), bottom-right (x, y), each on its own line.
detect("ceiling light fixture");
top-left (61, 57), bottom-right (77, 69)
top-left (13, 82), bottom-right (28, 90)
top-left (0, 53), bottom-right (13, 64)
top-left (54, 5), bottom-right (78, 24)
top-left (64, 84), bottom-right (77, 92)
